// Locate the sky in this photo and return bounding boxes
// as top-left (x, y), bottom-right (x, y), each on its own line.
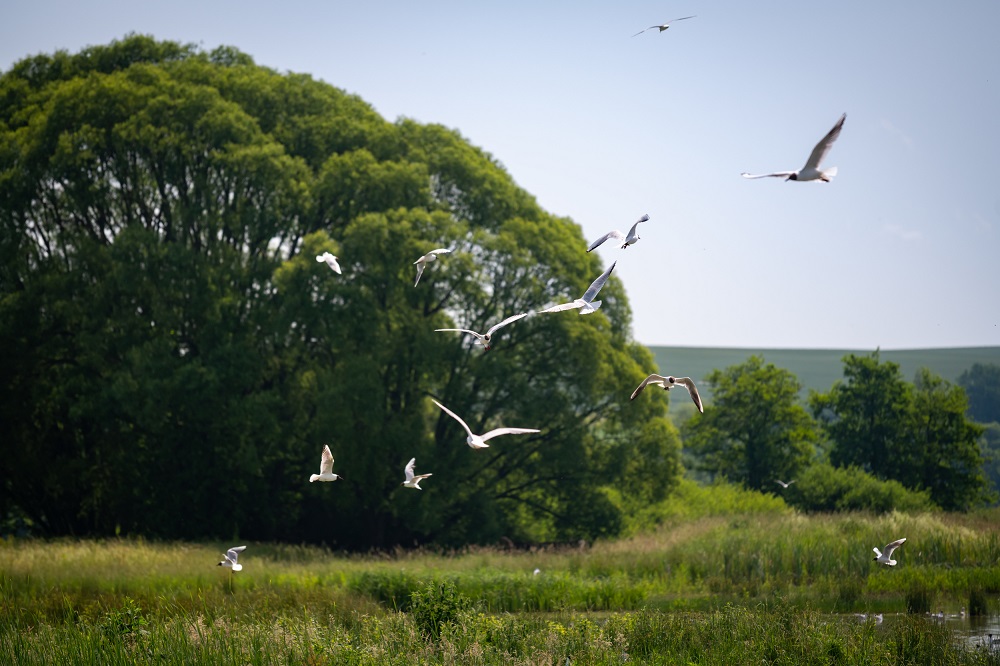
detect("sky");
top-left (3, 1), bottom-right (999, 350)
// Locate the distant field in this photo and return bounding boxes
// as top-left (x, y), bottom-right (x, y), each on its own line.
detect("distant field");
top-left (649, 346), bottom-right (1000, 408)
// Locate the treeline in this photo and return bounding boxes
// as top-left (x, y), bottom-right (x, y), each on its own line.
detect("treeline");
top-left (0, 36), bottom-right (679, 548)
top-left (683, 353), bottom-right (995, 512)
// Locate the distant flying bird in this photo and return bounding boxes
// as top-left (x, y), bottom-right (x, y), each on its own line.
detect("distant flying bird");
top-left (401, 457), bottom-right (432, 490)
top-left (873, 537), bottom-right (906, 566)
top-left (538, 261), bottom-right (616, 315)
top-left (309, 445), bottom-right (342, 482)
top-left (413, 248), bottom-right (452, 286)
top-left (587, 214), bottom-right (650, 252)
top-left (632, 16), bottom-right (696, 37)
top-left (435, 313), bottom-right (528, 351)
top-left (630, 374), bottom-right (704, 412)
top-left (316, 251), bottom-right (342, 274)
top-left (742, 113), bottom-right (846, 182)
top-left (431, 398), bottom-right (540, 449)
top-left (217, 545), bottom-right (246, 571)
top-left (774, 479), bottom-right (796, 489)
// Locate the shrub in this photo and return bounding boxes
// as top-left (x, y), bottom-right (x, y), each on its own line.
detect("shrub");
top-left (789, 463), bottom-right (935, 513)
top-left (968, 587), bottom-right (990, 616)
top-left (408, 580), bottom-right (473, 639)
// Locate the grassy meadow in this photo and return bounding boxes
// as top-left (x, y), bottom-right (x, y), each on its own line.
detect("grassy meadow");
top-left (4, 505), bottom-right (1000, 664)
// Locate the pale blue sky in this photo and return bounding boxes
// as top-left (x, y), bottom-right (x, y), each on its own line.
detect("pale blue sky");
top-left (4, 1), bottom-right (999, 349)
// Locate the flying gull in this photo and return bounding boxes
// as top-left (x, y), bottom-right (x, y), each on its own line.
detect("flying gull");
top-left (538, 261), bottom-right (616, 315)
top-left (587, 214), bottom-right (650, 252)
top-left (413, 248), bottom-right (452, 286)
top-left (873, 537), bottom-right (906, 566)
top-left (633, 16), bottom-right (696, 37)
top-left (309, 445), bottom-right (342, 482)
top-left (316, 252), bottom-right (342, 274)
top-left (742, 113), bottom-right (846, 182)
top-left (431, 399), bottom-right (540, 449)
top-left (217, 545), bottom-right (246, 571)
top-left (630, 374), bottom-right (704, 412)
top-left (435, 313), bottom-right (528, 351)
top-left (401, 457), bottom-right (433, 490)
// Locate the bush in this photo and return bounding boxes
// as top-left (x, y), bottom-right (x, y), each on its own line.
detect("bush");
top-left (788, 463), bottom-right (935, 513)
top-left (968, 588), bottom-right (990, 616)
top-left (408, 580), bottom-right (473, 639)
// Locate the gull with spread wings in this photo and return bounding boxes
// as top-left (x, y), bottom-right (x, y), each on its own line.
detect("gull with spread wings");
top-left (630, 374), bottom-right (704, 412)
top-left (401, 458), bottom-right (432, 490)
top-left (309, 445), bottom-right (342, 482)
top-left (633, 16), bottom-right (696, 37)
top-left (413, 248), bottom-right (451, 286)
top-left (538, 261), bottom-right (616, 315)
top-left (435, 313), bottom-right (528, 351)
top-left (431, 399), bottom-right (540, 449)
top-left (742, 113), bottom-right (846, 182)
top-left (587, 214), bottom-right (649, 252)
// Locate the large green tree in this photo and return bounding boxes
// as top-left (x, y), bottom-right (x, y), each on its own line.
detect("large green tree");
top-left (809, 351), bottom-right (911, 480)
top-left (683, 355), bottom-right (817, 491)
top-left (810, 352), bottom-right (987, 510)
top-left (0, 35), bottom-right (680, 547)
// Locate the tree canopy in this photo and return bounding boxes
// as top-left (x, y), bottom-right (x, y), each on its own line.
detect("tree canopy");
top-left (810, 352), bottom-right (987, 511)
top-left (683, 355), bottom-right (817, 492)
top-left (0, 35), bottom-right (680, 547)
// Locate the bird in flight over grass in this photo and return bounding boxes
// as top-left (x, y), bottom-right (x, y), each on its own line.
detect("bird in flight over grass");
top-left (742, 113), bottom-right (846, 182)
top-left (401, 458), bottom-right (432, 490)
top-left (217, 545), bottom-right (246, 571)
top-left (587, 214), bottom-right (650, 252)
top-left (538, 261), bottom-right (616, 315)
top-left (873, 537), bottom-right (906, 566)
top-left (309, 445), bottom-right (342, 482)
top-left (316, 251), bottom-right (342, 274)
top-left (435, 313), bottom-right (528, 351)
top-left (632, 16), bottom-right (696, 37)
top-left (774, 479), bottom-right (796, 489)
top-left (431, 399), bottom-right (540, 449)
top-left (630, 374), bottom-right (704, 412)
top-left (413, 248), bottom-right (452, 286)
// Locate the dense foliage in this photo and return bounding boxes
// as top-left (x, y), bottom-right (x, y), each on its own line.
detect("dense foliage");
top-left (958, 362), bottom-right (1000, 424)
top-left (811, 352), bottom-right (987, 510)
top-left (0, 35), bottom-right (678, 547)
top-left (683, 355), bottom-right (817, 491)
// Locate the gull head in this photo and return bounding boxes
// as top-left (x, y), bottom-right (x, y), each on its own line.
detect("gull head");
top-left (786, 173), bottom-right (798, 181)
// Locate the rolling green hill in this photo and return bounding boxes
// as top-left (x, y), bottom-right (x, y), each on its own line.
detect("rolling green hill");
top-left (648, 346), bottom-right (1000, 416)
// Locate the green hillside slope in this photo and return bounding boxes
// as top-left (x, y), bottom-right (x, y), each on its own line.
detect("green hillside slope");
top-left (648, 346), bottom-right (1000, 408)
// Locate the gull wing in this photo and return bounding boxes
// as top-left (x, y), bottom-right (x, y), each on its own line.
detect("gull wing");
top-left (803, 113), bottom-right (846, 170)
top-left (882, 537), bottom-right (906, 558)
top-left (319, 445), bottom-right (334, 475)
top-left (431, 399), bottom-right (474, 438)
top-left (582, 261), bottom-right (617, 303)
top-left (435, 327), bottom-right (480, 337)
top-left (404, 457), bottom-right (416, 482)
top-left (413, 263), bottom-right (426, 286)
top-left (673, 377), bottom-right (704, 412)
top-left (625, 214), bottom-right (650, 240)
top-left (872, 547), bottom-right (882, 557)
top-left (480, 427), bottom-right (541, 443)
top-left (485, 313), bottom-right (529, 337)
top-left (226, 546), bottom-right (246, 562)
top-left (538, 300), bottom-right (584, 314)
top-left (587, 230), bottom-right (624, 252)
top-left (630, 374), bottom-right (668, 400)
top-left (741, 171), bottom-right (796, 179)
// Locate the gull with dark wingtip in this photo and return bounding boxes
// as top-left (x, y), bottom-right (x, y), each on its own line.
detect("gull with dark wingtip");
top-left (630, 374), bottom-right (704, 412)
top-left (742, 113), bottom-right (846, 182)
top-left (632, 16), bottom-right (696, 37)
top-left (587, 214), bottom-right (649, 252)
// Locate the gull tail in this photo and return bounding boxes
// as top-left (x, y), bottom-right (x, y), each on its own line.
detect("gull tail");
top-left (309, 474), bottom-right (320, 482)
top-left (580, 300), bottom-right (602, 315)
top-left (821, 166), bottom-right (838, 181)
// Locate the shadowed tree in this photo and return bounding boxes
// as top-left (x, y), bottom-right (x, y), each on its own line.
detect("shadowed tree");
top-left (0, 35), bottom-right (680, 547)
top-left (957, 362), bottom-right (1000, 425)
